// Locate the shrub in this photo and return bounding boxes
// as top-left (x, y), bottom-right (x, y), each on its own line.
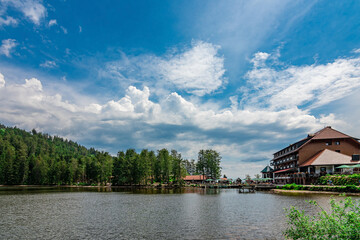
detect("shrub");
top-left (284, 197), bottom-right (360, 239)
top-left (319, 174), bottom-right (360, 186)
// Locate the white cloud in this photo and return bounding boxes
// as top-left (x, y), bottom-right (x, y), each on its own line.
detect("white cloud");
top-left (250, 52), bottom-right (270, 68)
top-left (48, 19), bottom-right (57, 27)
top-left (158, 41), bottom-right (226, 96)
top-left (0, 73), bottom-right (339, 177)
top-left (40, 60), bottom-right (57, 68)
top-left (0, 16), bottom-right (17, 27)
top-left (242, 51), bottom-right (360, 110)
top-left (5, 0), bottom-right (46, 25)
top-left (0, 73), bottom-right (5, 87)
top-left (0, 39), bottom-right (17, 57)
top-left (79, 25), bottom-right (82, 33)
top-left (24, 77), bottom-right (42, 91)
top-left (1, 49), bottom-right (358, 178)
top-left (60, 26), bottom-right (67, 34)
top-left (102, 41), bottom-right (226, 96)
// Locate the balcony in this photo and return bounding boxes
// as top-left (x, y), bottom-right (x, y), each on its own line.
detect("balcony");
top-left (272, 159), bottom-right (298, 166)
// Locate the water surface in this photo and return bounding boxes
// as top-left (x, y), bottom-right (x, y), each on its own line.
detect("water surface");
top-left (0, 187), bottom-right (355, 239)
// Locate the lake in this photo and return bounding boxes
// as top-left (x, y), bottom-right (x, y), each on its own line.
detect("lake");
top-left (0, 187), bottom-right (356, 239)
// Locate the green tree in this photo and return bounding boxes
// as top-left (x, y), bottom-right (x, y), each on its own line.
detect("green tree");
top-left (158, 149), bottom-right (171, 183)
top-left (171, 150), bottom-right (184, 184)
top-left (69, 158), bottom-right (79, 184)
top-left (184, 159), bottom-right (196, 175)
top-left (112, 151), bottom-right (126, 185)
top-left (148, 150), bottom-right (156, 183)
top-left (196, 149), bottom-right (221, 179)
top-left (125, 149), bottom-right (139, 184)
top-left (139, 149), bottom-right (151, 185)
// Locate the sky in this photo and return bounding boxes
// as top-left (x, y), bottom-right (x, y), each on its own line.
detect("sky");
top-left (0, 0), bottom-right (360, 179)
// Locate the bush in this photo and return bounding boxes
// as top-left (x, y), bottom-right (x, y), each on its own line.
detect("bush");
top-left (284, 197), bottom-right (360, 239)
top-left (280, 183), bottom-right (360, 193)
top-left (319, 174), bottom-right (360, 186)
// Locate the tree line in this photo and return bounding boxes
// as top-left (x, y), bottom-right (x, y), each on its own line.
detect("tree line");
top-left (0, 124), bottom-right (221, 185)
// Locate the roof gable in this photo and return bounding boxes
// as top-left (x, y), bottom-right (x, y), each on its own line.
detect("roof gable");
top-left (300, 149), bottom-right (357, 167)
top-left (312, 126), bottom-right (355, 140)
top-left (261, 166), bottom-right (273, 173)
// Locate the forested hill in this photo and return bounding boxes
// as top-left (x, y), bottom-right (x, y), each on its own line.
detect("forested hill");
top-left (0, 124), bottom-right (222, 186)
top-left (0, 124), bottom-right (112, 185)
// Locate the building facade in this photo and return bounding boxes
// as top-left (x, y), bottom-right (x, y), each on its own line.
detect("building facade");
top-left (261, 166), bottom-right (273, 179)
top-left (265, 126), bottom-right (360, 184)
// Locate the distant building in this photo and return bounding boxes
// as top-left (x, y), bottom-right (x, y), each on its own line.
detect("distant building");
top-left (183, 175), bottom-right (208, 184)
top-left (261, 166), bottom-right (273, 179)
top-left (262, 126), bottom-right (360, 184)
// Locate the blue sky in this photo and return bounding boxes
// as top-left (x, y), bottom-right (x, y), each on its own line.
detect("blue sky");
top-left (1, 0), bottom-right (360, 178)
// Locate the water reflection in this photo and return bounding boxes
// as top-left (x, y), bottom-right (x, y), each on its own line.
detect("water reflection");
top-left (0, 187), bottom-right (358, 239)
top-left (0, 186), bottom-right (225, 195)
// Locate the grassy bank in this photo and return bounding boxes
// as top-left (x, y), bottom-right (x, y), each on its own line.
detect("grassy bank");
top-left (276, 183), bottom-right (360, 194)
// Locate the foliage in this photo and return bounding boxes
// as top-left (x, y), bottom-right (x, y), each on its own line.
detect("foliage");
top-left (183, 159), bottom-right (196, 176)
top-left (0, 124), bottom-right (112, 185)
top-left (196, 149), bottom-right (222, 179)
top-left (284, 197), bottom-right (360, 239)
top-left (0, 124), bottom-right (221, 186)
top-left (319, 174), bottom-right (360, 186)
top-left (280, 183), bottom-right (360, 193)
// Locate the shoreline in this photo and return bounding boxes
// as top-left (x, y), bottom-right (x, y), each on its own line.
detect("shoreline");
top-left (272, 188), bottom-right (360, 196)
top-left (0, 184), bottom-right (188, 189)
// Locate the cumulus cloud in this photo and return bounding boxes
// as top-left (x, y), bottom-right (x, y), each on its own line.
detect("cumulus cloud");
top-left (0, 72), bottom-right (339, 173)
top-left (0, 39), bottom-right (17, 57)
top-left (102, 41), bottom-right (226, 96)
top-left (0, 16), bottom-right (17, 27)
top-left (1, 49), bottom-right (359, 178)
top-left (242, 51), bottom-right (360, 110)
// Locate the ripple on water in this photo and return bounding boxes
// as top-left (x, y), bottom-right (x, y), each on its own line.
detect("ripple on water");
top-left (0, 188), bottom-right (357, 239)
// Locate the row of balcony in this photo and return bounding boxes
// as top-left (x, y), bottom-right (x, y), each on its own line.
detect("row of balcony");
top-left (270, 156), bottom-right (298, 166)
top-left (273, 145), bottom-right (298, 158)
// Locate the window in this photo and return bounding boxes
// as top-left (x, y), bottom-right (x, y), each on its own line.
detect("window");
top-left (335, 141), bottom-right (340, 145)
top-left (335, 150), bottom-right (340, 153)
top-left (326, 141), bottom-right (332, 146)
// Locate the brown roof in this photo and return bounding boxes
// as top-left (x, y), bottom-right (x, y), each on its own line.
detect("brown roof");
top-left (300, 149), bottom-right (357, 167)
top-left (183, 175), bottom-right (207, 181)
top-left (312, 126), bottom-right (356, 140)
top-left (273, 168), bottom-right (296, 174)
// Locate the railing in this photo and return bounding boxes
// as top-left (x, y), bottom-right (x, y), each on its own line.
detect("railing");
top-left (271, 157), bottom-right (298, 166)
top-left (274, 177), bottom-right (291, 179)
